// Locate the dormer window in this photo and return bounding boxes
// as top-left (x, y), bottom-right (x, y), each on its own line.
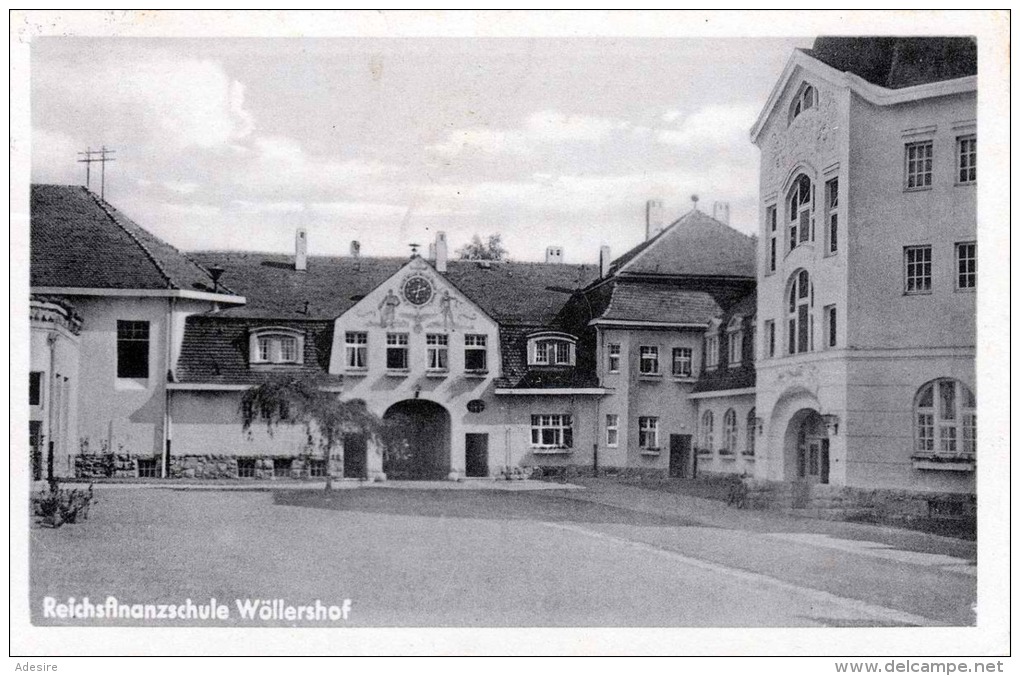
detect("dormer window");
top-left (727, 315), bottom-right (744, 367)
top-left (250, 328), bottom-right (305, 365)
top-left (704, 318), bottom-right (722, 371)
top-left (788, 83), bottom-right (816, 124)
top-left (528, 332), bottom-right (577, 367)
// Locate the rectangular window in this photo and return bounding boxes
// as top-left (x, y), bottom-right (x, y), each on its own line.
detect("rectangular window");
top-left (426, 333), bottom-right (449, 370)
top-left (345, 332), bottom-right (368, 369)
top-left (639, 346), bottom-right (659, 375)
top-left (905, 140), bottom-right (933, 189)
top-left (237, 457), bottom-right (257, 479)
top-left (117, 320), bottom-right (150, 378)
top-left (464, 334), bottom-right (488, 372)
top-left (308, 458), bottom-right (328, 478)
top-left (957, 135), bottom-right (976, 184)
top-left (826, 177), bottom-right (838, 254)
top-left (956, 241), bottom-right (976, 290)
top-left (706, 335), bottom-right (719, 369)
top-left (29, 371), bottom-right (42, 406)
top-left (607, 343), bottom-right (621, 373)
top-left (671, 347), bottom-right (692, 377)
top-left (727, 331), bottom-right (743, 366)
top-left (530, 414), bottom-right (573, 449)
top-left (136, 458), bottom-right (159, 478)
top-left (638, 417), bottom-right (659, 449)
top-left (554, 341), bottom-right (571, 365)
top-left (257, 336), bottom-right (272, 362)
top-left (962, 413), bottom-right (976, 454)
top-left (767, 205), bottom-right (777, 273)
top-left (606, 414), bottom-right (619, 447)
top-left (917, 413), bottom-right (935, 453)
top-left (273, 457), bottom-right (293, 478)
top-left (905, 245), bottom-right (933, 294)
top-left (824, 305), bottom-right (837, 348)
top-left (279, 336), bottom-right (298, 363)
top-left (386, 333), bottom-right (409, 370)
top-left (764, 320), bottom-right (775, 358)
top-left (797, 305), bottom-right (809, 354)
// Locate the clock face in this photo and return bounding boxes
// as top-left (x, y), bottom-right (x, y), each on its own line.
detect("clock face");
top-left (402, 276), bottom-right (433, 306)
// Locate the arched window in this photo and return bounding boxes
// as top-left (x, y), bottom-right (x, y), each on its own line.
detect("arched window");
top-left (527, 332), bottom-right (577, 366)
top-left (249, 327), bottom-right (304, 365)
top-left (722, 409), bottom-right (738, 454)
top-left (787, 270), bottom-right (812, 354)
top-left (745, 408), bottom-right (756, 456)
top-left (915, 379), bottom-right (976, 456)
top-left (788, 84), bottom-right (816, 124)
top-left (701, 410), bottom-right (714, 452)
top-left (787, 174), bottom-right (813, 250)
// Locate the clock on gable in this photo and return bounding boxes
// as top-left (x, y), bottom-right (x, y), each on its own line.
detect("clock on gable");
top-left (401, 274), bottom-right (434, 306)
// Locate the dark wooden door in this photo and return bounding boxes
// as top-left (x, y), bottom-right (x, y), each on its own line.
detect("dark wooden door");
top-left (465, 433), bottom-right (489, 478)
top-left (342, 434), bottom-right (367, 479)
top-left (669, 434), bottom-right (692, 478)
top-left (820, 438), bottom-right (830, 485)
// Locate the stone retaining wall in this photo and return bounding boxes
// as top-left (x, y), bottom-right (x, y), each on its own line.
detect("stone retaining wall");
top-left (73, 453), bottom-right (344, 480)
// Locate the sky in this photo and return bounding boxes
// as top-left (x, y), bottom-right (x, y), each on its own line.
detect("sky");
top-left (31, 36), bottom-right (812, 263)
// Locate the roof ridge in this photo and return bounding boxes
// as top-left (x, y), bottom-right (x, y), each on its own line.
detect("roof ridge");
top-left (87, 189), bottom-right (175, 290)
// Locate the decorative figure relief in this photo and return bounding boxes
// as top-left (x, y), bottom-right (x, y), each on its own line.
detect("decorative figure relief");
top-left (378, 289), bottom-right (401, 328)
top-left (765, 88), bottom-right (840, 189)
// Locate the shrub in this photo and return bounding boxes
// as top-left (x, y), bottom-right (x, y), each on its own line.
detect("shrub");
top-left (33, 483), bottom-right (95, 528)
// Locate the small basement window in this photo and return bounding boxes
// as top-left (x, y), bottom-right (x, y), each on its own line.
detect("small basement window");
top-left (308, 459), bottom-right (328, 478)
top-left (137, 457), bottom-right (159, 478)
top-left (237, 457), bottom-right (257, 478)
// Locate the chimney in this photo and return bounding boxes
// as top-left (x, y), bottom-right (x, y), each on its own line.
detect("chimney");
top-left (645, 199), bottom-right (664, 240)
top-left (295, 228), bottom-right (308, 272)
top-left (435, 231), bottom-right (448, 273)
top-left (545, 246), bottom-right (563, 264)
top-left (428, 242), bottom-right (436, 261)
top-left (713, 201), bottom-right (730, 225)
top-left (599, 245), bottom-right (612, 279)
top-left (350, 240), bottom-right (360, 257)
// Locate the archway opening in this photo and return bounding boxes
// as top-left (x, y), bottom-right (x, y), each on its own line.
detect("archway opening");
top-left (382, 399), bottom-right (451, 480)
top-left (783, 408), bottom-right (829, 485)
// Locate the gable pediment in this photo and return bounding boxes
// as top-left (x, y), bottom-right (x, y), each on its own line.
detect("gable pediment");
top-left (337, 256), bottom-right (495, 335)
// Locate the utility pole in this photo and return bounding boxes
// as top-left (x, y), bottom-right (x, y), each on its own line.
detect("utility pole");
top-left (77, 146), bottom-right (116, 200)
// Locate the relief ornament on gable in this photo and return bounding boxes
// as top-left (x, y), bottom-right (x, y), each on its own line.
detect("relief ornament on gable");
top-left (765, 88), bottom-right (840, 188)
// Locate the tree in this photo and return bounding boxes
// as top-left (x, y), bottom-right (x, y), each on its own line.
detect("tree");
top-left (456, 233), bottom-right (508, 261)
top-left (239, 375), bottom-right (385, 488)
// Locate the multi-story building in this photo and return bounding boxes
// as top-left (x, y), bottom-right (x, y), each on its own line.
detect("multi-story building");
top-left (748, 37), bottom-right (977, 510)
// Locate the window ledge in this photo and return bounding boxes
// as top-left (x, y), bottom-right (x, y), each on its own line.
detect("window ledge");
top-left (464, 370), bottom-right (489, 378)
top-left (425, 369), bottom-right (449, 378)
top-left (741, 453), bottom-right (756, 459)
top-left (903, 186), bottom-right (933, 193)
top-left (911, 453), bottom-right (975, 471)
top-left (672, 375), bottom-right (696, 383)
top-left (345, 368), bottom-right (369, 376)
top-left (638, 373), bottom-right (662, 380)
top-left (903, 290), bottom-right (933, 297)
top-left (640, 448), bottom-right (661, 456)
top-left (696, 450), bottom-right (713, 457)
top-left (719, 454), bottom-right (737, 461)
top-left (385, 369), bottom-right (410, 377)
top-left (531, 448), bottom-right (572, 455)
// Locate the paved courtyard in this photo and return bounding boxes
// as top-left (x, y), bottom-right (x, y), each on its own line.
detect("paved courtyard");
top-left (30, 482), bottom-right (976, 627)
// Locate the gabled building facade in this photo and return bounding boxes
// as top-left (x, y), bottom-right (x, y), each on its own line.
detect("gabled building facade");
top-left (749, 37), bottom-right (977, 509)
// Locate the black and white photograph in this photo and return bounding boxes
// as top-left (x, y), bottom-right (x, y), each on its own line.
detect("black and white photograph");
top-left (10, 9), bottom-right (1010, 663)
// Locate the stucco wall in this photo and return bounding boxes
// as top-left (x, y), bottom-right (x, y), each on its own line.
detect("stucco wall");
top-left (597, 326), bottom-right (702, 473)
top-left (846, 90), bottom-right (977, 350)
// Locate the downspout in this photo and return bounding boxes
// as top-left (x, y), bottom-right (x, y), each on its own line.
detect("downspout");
top-left (46, 332), bottom-right (57, 483)
top-left (162, 296), bottom-right (175, 478)
top-left (592, 325), bottom-right (602, 478)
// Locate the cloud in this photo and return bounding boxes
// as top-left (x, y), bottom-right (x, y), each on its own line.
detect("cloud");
top-left (309, 201), bottom-right (408, 219)
top-left (656, 103), bottom-right (760, 148)
top-left (428, 110), bottom-right (635, 157)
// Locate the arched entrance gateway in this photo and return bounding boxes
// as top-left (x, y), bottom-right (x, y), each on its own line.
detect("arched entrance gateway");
top-left (784, 408), bottom-right (830, 486)
top-left (382, 400), bottom-right (451, 480)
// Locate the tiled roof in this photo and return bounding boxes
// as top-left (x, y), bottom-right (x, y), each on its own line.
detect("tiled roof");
top-left (803, 37), bottom-right (977, 89)
top-left (188, 252), bottom-right (598, 324)
top-left (30, 184), bottom-right (229, 293)
top-left (175, 316), bottom-right (339, 385)
top-left (599, 281), bottom-right (723, 325)
top-left (693, 291), bottom-right (757, 394)
top-left (610, 209), bottom-right (756, 279)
